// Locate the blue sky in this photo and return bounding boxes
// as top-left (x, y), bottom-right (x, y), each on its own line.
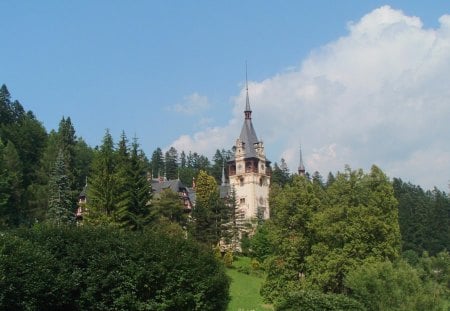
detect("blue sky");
top-left (1, 1), bottom-right (449, 190)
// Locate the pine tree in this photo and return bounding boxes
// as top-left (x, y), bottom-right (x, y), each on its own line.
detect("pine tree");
top-left (117, 137), bottom-right (151, 231)
top-left (85, 130), bottom-right (118, 225)
top-left (46, 149), bottom-right (74, 225)
top-left (2, 141), bottom-right (23, 226)
top-left (151, 147), bottom-right (164, 178)
top-left (0, 140), bottom-right (11, 227)
top-left (164, 147), bottom-right (178, 180)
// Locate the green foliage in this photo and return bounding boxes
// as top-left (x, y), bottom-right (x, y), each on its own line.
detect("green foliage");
top-left (164, 146), bottom-right (179, 180)
top-left (150, 147), bottom-right (164, 178)
top-left (261, 175), bottom-right (319, 301)
top-left (394, 178), bottom-right (450, 255)
top-left (345, 259), bottom-right (445, 311)
top-left (190, 170), bottom-right (229, 245)
top-left (251, 223), bottom-right (272, 263)
top-left (306, 166), bottom-right (401, 293)
top-left (46, 149), bottom-right (75, 225)
top-left (116, 136), bottom-right (152, 231)
top-left (0, 225), bottom-right (230, 310)
top-left (151, 189), bottom-right (187, 228)
top-left (274, 290), bottom-right (365, 311)
top-left (271, 159), bottom-right (291, 187)
top-left (85, 130), bottom-right (118, 224)
top-left (223, 250), bottom-right (234, 268)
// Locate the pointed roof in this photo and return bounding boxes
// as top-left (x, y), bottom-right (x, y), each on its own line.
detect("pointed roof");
top-left (238, 68), bottom-right (260, 158)
top-left (298, 146), bottom-right (306, 175)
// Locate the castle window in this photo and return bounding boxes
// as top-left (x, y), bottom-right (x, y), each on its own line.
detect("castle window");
top-left (240, 198), bottom-right (245, 204)
top-left (259, 177), bottom-right (263, 187)
top-left (240, 177), bottom-right (244, 186)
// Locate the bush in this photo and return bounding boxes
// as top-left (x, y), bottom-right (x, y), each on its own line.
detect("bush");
top-left (345, 259), bottom-right (445, 311)
top-left (274, 290), bottom-right (365, 311)
top-left (0, 225), bottom-right (230, 310)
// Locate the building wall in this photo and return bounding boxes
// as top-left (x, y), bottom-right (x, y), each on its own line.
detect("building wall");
top-left (229, 149), bottom-right (270, 220)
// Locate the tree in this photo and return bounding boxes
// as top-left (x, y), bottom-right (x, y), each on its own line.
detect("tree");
top-left (85, 130), bottom-right (118, 224)
top-left (271, 159), bottom-right (291, 187)
top-left (46, 149), bottom-right (74, 225)
top-left (0, 140), bottom-right (10, 227)
top-left (190, 170), bottom-right (223, 245)
top-left (164, 146), bottom-right (178, 180)
top-left (117, 137), bottom-right (152, 231)
top-left (261, 175), bottom-right (320, 301)
top-left (151, 189), bottom-right (187, 228)
top-left (150, 147), bottom-right (164, 178)
top-left (306, 166), bottom-right (401, 293)
top-left (345, 259), bottom-right (445, 310)
top-left (1, 141), bottom-right (23, 226)
top-left (393, 178), bottom-right (450, 255)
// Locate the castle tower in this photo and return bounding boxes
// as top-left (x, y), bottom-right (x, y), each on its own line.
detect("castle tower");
top-left (298, 146), bottom-right (306, 176)
top-left (227, 74), bottom-right (271, 220)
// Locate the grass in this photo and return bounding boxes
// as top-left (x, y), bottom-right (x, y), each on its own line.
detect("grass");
top-left (226, 256), bottom-right (273, 311)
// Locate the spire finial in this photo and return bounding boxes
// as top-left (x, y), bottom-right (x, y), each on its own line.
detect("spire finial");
top-left (298, 145), bottom-right (306, 176)
top-left (221, 160), bottom-right (226, 185)
top-left (244, 62), bottom-right (252, 120)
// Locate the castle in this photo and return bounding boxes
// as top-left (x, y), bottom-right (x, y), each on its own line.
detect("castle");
top-left (226, 79), bottom-right (271, 220)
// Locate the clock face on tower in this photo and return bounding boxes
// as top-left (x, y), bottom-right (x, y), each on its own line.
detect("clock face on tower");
top-left (238, 164), bottom-right (242, 170)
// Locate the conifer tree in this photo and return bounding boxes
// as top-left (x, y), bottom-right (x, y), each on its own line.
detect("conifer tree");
top-left (0, 140), bottom-right (10, 227)
top-left (164, 147), bottom-right (178, 180)
top-left (117, 137), bottom-right (151, 230)
top-left (151, 147), bottom-right (164, 178)
top-left (85, 130), bottom-right (118, 224)
top-left (46, 149), bottom-right (74, 225)
top-left (2, 141), bottom-right (23, 226)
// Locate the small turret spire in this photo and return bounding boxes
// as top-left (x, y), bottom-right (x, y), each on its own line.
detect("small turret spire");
top-left (244, 62), bottom-right (252, 120)
top-left (298, 146), bottom-right (306, 176)
top-left (221, 161), bottom-right (226, 185)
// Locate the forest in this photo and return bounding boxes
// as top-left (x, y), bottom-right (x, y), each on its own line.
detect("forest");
top-left (1, 83), bottom-right (450, 310)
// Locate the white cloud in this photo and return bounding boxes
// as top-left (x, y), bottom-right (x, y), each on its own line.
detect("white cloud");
top-left (169, 92), bottom-right (210, 115)
top-left (169, 6), bottom-right (450, 190)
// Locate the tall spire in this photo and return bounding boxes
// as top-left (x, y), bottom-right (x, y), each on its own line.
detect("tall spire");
top-left (244, 62), bottom-right (252, 120)
top-left (298, 146), bottom-right (306, 176)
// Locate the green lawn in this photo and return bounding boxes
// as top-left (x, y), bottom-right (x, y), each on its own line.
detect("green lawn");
top-left (227, 257), bottom-right (273, 311)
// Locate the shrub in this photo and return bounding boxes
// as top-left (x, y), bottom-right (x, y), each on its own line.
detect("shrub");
top-left (0, 225), bottom-right (230, 310)
top-left (274, 290), bottom-right (365, 311)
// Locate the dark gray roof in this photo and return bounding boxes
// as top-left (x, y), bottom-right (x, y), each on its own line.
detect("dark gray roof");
top-left (151, 179), bottom-right (184, 194)
top-left (239, 119), bottom-right (259, 158)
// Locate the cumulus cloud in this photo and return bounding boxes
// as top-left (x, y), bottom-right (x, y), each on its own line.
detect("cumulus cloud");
top-left (169, 92), bottom-right (210, 115)
top-left (169, 6), bottom-right (450, 190)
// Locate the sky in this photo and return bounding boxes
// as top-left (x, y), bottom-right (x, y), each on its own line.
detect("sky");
top-left (1, 1), bottom-right (449, 191)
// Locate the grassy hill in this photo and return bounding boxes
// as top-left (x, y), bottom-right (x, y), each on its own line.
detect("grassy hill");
top-left (226, 257), bottom-right (273, 311)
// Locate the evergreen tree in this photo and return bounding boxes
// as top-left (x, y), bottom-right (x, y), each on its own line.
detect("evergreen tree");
top-left (85, 130), bottom-right (118, 225)
top-left (164, 147), bottom-right (178, 180)
top-left (271, 159), bottom-right (291, 187)
top-left (0, 140), bottom-right (10, 227)
top-left (180, 150), bottom-right (186, 168)
top-left (46, 149), bottom-right (74, 225)
top-left (150, 147), bottom-right (164, 178)
top-left (117, 137), bottom-right (152, 231)
top-left (2, 141), bottom-right (23, 226)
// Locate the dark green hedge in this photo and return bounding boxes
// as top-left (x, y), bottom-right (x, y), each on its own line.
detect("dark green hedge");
top-left (0, 225), bottom-right (229, 310)
top-left (275, 290), bottom-right (365, 311)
